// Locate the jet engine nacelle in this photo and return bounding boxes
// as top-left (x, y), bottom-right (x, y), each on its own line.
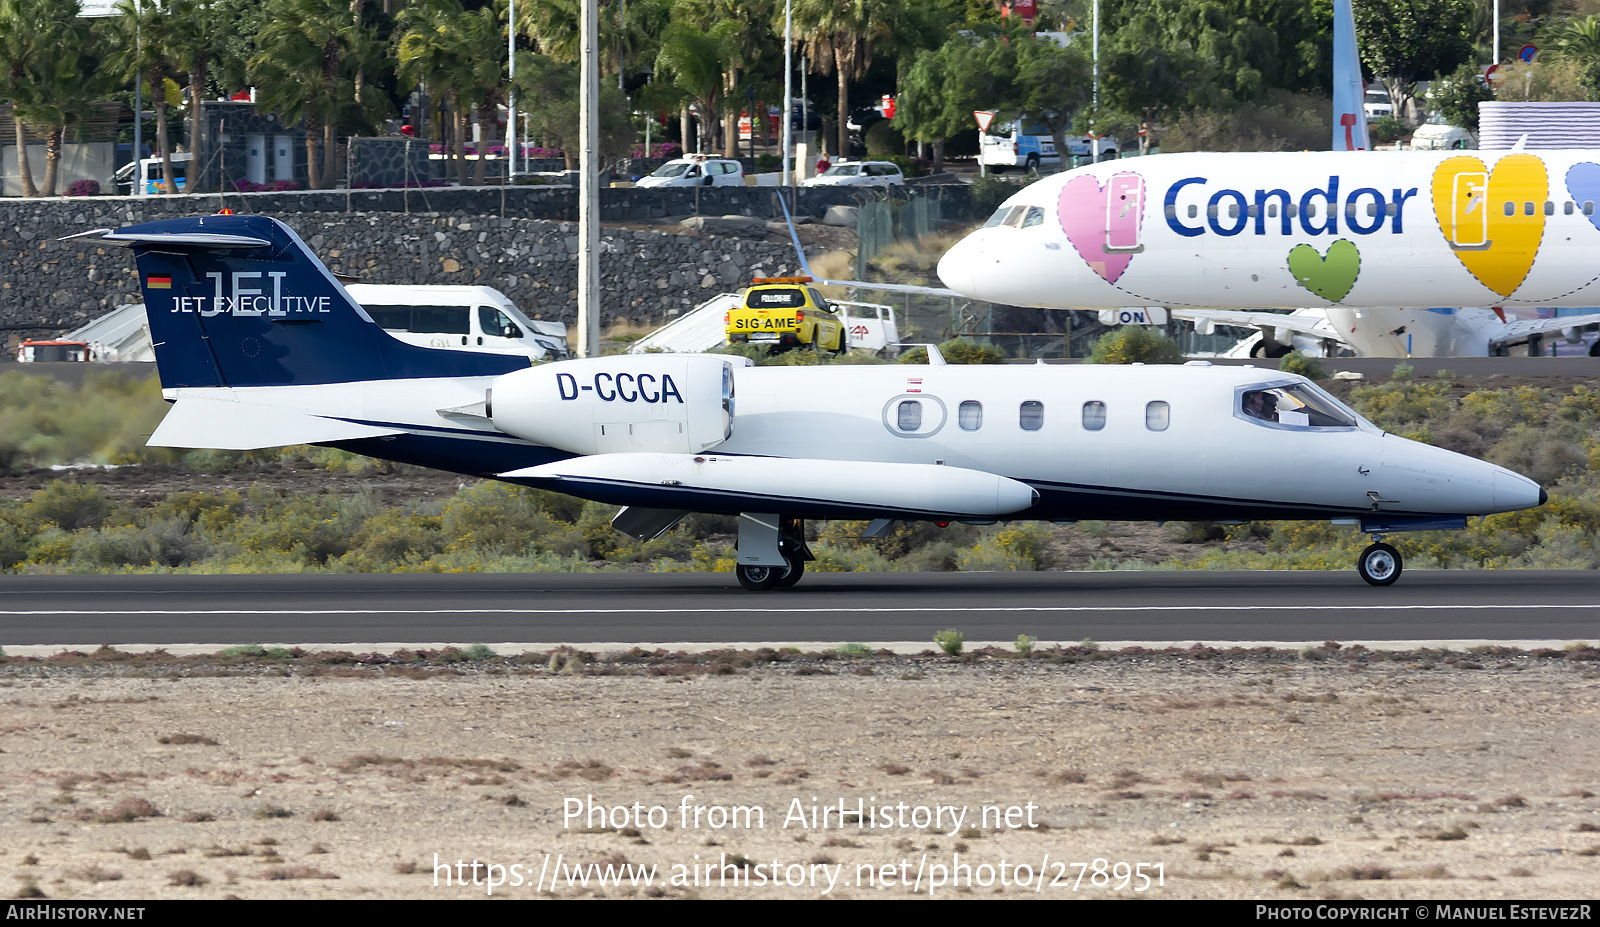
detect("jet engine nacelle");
top-left (489, 354), bottom-right (745, 455)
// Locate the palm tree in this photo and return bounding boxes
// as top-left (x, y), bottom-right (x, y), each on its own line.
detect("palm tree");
top-left (788, 0), bottom-right (908, 157)
top-left (251, 0), bottom-right (365, 188)
top-left (165, 0), bottom-right (234, 191)
top-left (655, 19), bottom-right (736, 154)
top-left (676, 0), bottom-right (775, 159)
top-left (398, 0), bottom-right (476, 183)
top-left (2, 0), bottom-right (89, 197)
top-left (99, 0), bottom-right (182, 194)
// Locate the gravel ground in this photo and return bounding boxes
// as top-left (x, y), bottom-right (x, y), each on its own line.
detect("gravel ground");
top-left (2, 648), bottom-right (1597, 900)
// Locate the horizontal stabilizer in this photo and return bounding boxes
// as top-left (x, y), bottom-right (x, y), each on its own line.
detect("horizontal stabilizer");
top-left (99, 230), bottom-right (272, 249)
top-left (150, 396), bottom-right (405, 449)
top-left (502, 453), bottom-right (1038, 518)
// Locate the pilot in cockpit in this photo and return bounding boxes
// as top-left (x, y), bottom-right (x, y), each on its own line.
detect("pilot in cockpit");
top-left (1241, 389), bottom-right (1278, 423)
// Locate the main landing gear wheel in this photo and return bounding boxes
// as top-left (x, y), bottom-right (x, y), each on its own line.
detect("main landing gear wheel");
top-left (1357, 542), bottom-right (1402, 586)
top-left (774, 553), bottom-right (805, 588)
top-left (736, 562), bottom-right (786, 591)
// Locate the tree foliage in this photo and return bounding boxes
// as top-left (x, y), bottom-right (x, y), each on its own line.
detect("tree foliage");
top-left (1353, 0), bottom-right (1476, 121)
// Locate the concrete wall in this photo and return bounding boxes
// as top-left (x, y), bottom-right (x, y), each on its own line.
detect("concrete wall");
top-left (1, 143), bottom-right (115, 197)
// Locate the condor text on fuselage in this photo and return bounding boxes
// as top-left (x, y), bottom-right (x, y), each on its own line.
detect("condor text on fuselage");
top-left (939, 150), bottom-right (1600, 312)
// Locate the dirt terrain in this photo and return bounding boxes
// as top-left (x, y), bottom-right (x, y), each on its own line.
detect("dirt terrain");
top-left (1, 649), bottom-right (1596, 900)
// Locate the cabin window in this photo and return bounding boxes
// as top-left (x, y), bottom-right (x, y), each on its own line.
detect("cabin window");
top-left (1286, 203), bottom-right (1299, 218)
top-left (1187, 204), bottom-right (1198, 219)
top-left (1145, 401), bottom-right (1170, 432)
top-left (1247, 204), bottom-right (1260, 218)
top-left (1019, 401), bottom-right (1044, 431)
top-left (1386, 203), bottom-right (1398, 216)
top-left (1545, 200), bottom-right (1555, 216)
top-left (1228, 203), bottom-right (1239, 219)
top-left (1266, 203), bottom-right (1278, 218)
top-left (1587, 201), bottom-right (1596, 216)
top-left (1082, 400), bottom-right (1106, 431)
top-left (1504, 201), bottom-right (1516, 216)
top-left (1566, 201), bottom-right (1575, 215)
top-left (1207, 204), bottom-right (1219, 219)
top-left (958, 400), bottom-right (983, 431)
top-left (1304, 203), bottom-right (1317, 217)
top-left (1525, 201), bottom-right (1536, 216)
top-left (897, 400), bottom-right (923, 432)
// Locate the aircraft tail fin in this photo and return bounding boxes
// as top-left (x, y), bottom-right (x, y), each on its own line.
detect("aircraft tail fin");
top-left (95, 213), bottom-right (530, 390)
top-left (1332, 0), bottom-right (1371, 151)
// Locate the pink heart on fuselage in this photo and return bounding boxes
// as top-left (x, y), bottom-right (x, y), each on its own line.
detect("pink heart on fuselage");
top-left (1057, 172), bottom-right (1144, 283)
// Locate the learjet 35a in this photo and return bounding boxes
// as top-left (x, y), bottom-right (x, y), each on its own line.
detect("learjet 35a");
top-left (84, 213), bottom-right (1543, 588)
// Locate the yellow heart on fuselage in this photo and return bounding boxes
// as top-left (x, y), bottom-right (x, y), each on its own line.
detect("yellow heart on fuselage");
top-left (1430, 154), bottom-right (1548, 298)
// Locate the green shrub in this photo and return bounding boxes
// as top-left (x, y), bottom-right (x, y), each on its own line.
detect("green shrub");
top-left (933, 629), bottom-right (964, 656)
top-left (968, 173), bottom-right (1027, 216)
top-left (864, 119), bottom-right (904, 157)
top-left (1014, 634), bottom-right (1036, 655)
top-left (1278, 350), bottom-right (1326, 380)
top-left (25, 482), bottom-right (118, 531)
top-left (1367, 115), bottom-right (1408, 145)
top-left (898, 338), bottom-right (1005, 365)
top-left (1085, 327), bottom-right (1184, 364)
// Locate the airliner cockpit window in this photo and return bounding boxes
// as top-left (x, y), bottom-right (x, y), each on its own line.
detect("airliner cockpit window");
top-left (1004, 206), bottom-right (1045, 228)
top-left (1238, 383), bottom-right (1357, 428)
top-left (985, 205), bottom-right (1025, 228)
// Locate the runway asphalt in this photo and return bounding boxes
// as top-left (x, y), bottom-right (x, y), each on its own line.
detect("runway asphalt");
top-left (0, 570), bottom-right (1594, 652)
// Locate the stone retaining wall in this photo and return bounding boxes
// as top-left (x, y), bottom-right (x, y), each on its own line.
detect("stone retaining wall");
top-left (0, 184), bottom-right (968, 339)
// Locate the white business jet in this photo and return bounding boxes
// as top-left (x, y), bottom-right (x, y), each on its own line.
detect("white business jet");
top-left (79, 213), bottom-right (1542, 588)
top-left (935, 147), bottom-right (1600, 356)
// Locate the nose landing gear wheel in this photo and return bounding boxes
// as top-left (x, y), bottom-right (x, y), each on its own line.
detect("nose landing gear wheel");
top-left (1357, 542), bottom-right (1402, 586)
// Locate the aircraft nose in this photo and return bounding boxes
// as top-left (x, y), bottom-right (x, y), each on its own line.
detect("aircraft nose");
top-left (937, 234), bottom-right (982, 294)
top-left (1494, 469), bottom-right (1544, 512)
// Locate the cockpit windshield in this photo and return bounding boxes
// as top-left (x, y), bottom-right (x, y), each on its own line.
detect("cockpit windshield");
top-left (1239, 382), bottom-right (1358, 428)
top-left (983, 205), bottom-right (1046, 229)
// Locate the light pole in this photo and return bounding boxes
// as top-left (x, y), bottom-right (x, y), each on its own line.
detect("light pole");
top-left (578, 0), bottom-right (600, 358)
top-left (782, 0), bottom-right (792, 187)
top-left (507, 0), bottom-right (516, 183)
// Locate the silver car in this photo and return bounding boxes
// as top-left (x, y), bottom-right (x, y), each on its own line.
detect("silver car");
top-left (804, 160), bottom-right (906, 187)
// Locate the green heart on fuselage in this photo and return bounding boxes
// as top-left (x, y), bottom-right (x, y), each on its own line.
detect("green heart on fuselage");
top-left (1287, 239), bottom-right (1361, 303)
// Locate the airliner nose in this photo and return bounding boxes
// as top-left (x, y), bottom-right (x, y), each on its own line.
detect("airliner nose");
top-left (937, 234), bottom-right (981, 294)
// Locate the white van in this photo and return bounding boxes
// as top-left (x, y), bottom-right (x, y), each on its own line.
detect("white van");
top-left (344, 284), bottom-right (569, 361)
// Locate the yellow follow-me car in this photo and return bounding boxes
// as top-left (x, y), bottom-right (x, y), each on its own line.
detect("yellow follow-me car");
top-left (724, 277), bottom-right (848, 352)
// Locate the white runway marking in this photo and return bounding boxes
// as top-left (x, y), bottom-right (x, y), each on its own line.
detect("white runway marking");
top-left (0, 604), bottom-right (1595, 617)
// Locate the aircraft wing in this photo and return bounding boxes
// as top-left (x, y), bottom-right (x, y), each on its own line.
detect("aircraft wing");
top-left (1167, 308), bottom-right (1351, 344)
top-left (814, 278), bottom-right (961, 297)
top-left (1491, 312), bottom-right (1600, 347)
top-left (776, 193), bottom-right (960, 298)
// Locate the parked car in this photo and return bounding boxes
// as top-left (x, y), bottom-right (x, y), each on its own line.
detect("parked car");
top-left (1363, 88), bottom-right (1394, 119)
top-left (1410, 116), bottom-right (1476, 150)
top-left (803, 160), bottom-right (905, 187)
top-left (636, 157), bottom-right (745, 187)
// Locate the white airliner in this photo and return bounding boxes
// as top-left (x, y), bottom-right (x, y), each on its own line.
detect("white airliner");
top-left (935, 148), bottom-right (1600, 356)
top-left (77, 213), bottom-right (1544, 589)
